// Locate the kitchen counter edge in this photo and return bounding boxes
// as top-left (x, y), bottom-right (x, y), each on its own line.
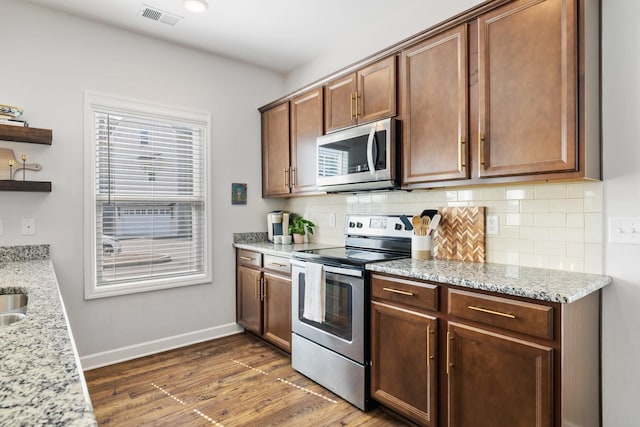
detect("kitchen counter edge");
top-left (0, 245), bottom-right (97, 426)
top-left (367, 258), bottom-right (612, 304)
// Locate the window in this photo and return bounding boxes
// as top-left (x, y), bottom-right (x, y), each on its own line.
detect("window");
top-left (84, 93), bottom-right (211, 299)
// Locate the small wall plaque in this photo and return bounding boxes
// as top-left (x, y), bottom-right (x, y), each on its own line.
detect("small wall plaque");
top-left (231, 183), bottom-right (247, 205)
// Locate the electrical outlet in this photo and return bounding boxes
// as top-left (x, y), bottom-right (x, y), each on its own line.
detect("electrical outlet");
top-left (22, 219), bottom-right (35, 235)
top-left (328, 213), bottom-right (336, 227)
top-left (609, 217), bottom-right (640, 244)
top-left (486, 215), bottom-right (499, 235)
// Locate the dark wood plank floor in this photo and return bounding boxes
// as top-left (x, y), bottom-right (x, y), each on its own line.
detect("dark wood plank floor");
top-left (85, 332), bottom-right (410, 426)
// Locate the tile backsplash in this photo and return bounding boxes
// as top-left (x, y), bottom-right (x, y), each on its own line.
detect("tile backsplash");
top-left (284, 181), bottom-right (604, 275)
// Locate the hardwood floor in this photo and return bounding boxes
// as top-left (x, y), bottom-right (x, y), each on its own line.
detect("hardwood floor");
top-left (85, 333), bottom-right (410, 426)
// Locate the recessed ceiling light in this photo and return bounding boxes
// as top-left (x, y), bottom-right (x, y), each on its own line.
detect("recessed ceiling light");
top-left (184, 0), bottom-right (208, 14)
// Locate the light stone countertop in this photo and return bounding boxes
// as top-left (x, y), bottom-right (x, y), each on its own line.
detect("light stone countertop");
top-left (367, 258), bottom-right (612, 304)
top-left (233, 235), bottom-right (612, 304)
top-left (0, 245), bottom-right (96, 426)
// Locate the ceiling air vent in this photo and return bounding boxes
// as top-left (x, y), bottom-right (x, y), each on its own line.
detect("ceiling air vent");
top-left (139, 4), bottom-right (182, 26)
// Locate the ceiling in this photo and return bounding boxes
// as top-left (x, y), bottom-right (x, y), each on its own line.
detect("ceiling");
top-left (21, 0), bottom-right (425, 75)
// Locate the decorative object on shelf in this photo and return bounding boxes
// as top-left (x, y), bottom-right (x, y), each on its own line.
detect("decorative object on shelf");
top-left (288, 215), bottom-right (315, 244)
top-left (0, 104), bottom-right (24, 119)
top-left (231, 183), bottom-right (247, 205)
top-left (21, 153), bottom-right (26, 181)
top-left (8, 159), bottom-right (14, 180)
top-left (0, 149), bottom-right (43, 180)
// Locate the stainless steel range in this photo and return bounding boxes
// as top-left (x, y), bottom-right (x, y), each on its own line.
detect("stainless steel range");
top-left (291, 214), bottom-right (413, 410)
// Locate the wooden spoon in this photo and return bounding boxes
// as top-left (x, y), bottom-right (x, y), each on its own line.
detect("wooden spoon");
top-left (412, 216), bottom-right (422, 235)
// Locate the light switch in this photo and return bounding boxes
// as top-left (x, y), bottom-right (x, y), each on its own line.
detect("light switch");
top-left (609, 217), bottom-right (640, 244)
top-left (486, 215), bottom-right (499, 235)
top-left (21, 219), bottom-right (35, 235)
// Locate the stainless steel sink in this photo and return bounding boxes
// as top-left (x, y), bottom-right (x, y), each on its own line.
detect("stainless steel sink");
top-left (0, 312), bottom-right (26, 326)
top-left (0, 293), bottom-right (28, 314)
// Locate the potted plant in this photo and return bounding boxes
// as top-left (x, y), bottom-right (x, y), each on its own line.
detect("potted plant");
top-left (288, 216), bottom-right (315, 243)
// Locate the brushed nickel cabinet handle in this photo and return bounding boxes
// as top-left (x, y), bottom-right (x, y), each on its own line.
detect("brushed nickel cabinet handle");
top-left (467, 305), bottom-right (516, 319)
top-left (240, 256), bottom-right (255, 261)
top-left (290, 167), bottom-right (296, 187)
top-left (262, 277), bottom-right (267, 300)
top-left (479, 132), bottom-right (486, 167)
top-left (255, 276), bottom-right (261, 299)
top-left (382, 287), bottom-right (414, 296)
top-left (426, 324), bottom-right (431, 369)
top-left (270, 262), bottom-right (286, 268)
top-left (446, 331), bottom-right (452, 375)
top-left (350, 93), bottom-right (355, 120)
top-left (459, 136), bottom-right (466, 170)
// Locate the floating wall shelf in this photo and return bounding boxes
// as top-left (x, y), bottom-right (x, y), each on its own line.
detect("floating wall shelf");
top-left (0, 124), bottom-right (52, 145)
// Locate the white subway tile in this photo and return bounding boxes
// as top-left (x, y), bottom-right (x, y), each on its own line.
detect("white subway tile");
top-left (549, 256), bottom-right (584, 272)
top-left (584, 182), bottom-right (604, 213)
top-left (520, 226), bottom-right (550, 241)
top-left (549, 199), bottom-right (584, 213)
top-left (457, 189), bottom-right (475, 201)
top-left (505, 239), bottom-right (535, 253)
top-left (584, 243), bottom-right (604, 274)
top-left (499, 226), bottom-right (520, 239)
top-left (506, 213), bottom-right (534, 227)
top-left (585, 213), bottom-right (604, 243)
top-left (446, 191), bottom-right (458, 201)
top-left (520, 253), bottom-right (549, 269)
top-left (520, 199), bottom-right (550, 213)
top-left (566, 182), bottom-right (586, 198)
top-left (535, 240), bottom-right (567, 256)
top-left (549, 228), bottom-right (584, 243)
top-left (534, 183), bottom-right (567, 199)
top-left (534, 213), bottom-right (566, 227)
top-left (505, 186), bottom-right (534, 200)
top-left (492, 200), bottom-right (520, 214)
top-left (566, 242), bottom-right (585, 258)
top-left (566, 213), bottom-right (585, 228)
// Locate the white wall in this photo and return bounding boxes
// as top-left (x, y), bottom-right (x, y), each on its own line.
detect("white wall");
top-left (0, 0), bottom-right (285, 366)
top-left (602, 1), bottom-right (640, 424)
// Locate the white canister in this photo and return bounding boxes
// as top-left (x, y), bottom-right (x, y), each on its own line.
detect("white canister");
top-left (411, 235), bottom-right (432, 260)
top-left (281, 235), bottom-right (292, 245)
top-left (273, 235), bottom-right (283, 244)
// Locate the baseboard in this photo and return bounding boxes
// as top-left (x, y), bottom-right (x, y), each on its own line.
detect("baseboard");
top-left (80, 322), bottom-right (243, 371)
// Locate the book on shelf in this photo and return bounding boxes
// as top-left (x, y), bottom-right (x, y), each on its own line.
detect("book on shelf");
top-left (0, 118), bottom-right (29, 127)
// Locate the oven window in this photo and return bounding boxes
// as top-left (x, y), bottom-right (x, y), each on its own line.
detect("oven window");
top-left (298, 273), bottom-right (353, 341)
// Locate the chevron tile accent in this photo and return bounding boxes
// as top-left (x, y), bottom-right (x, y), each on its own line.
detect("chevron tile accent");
top-left (433, 207), bottom-right (486, 262)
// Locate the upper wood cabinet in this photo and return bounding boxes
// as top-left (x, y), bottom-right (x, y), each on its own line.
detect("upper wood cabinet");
top-left (262, 89), bottom-right (322, 197)
top-left (290, 88), bottom-right (323, 194)
top-left (261, 102), bottom-right (291, 197)
top-left (477, 0), bottom-right (577, 178)
top-left (324, 56), bottom-right (397, 133)
top-left (401, 24), bottom-right (469, 185)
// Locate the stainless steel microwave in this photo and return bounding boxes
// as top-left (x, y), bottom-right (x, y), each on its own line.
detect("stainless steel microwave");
top-left (316, 118), bottom-right (398, 193)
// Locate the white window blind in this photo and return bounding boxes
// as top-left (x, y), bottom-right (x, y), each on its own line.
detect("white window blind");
top-left (85, 93), bottom-right (211, 298)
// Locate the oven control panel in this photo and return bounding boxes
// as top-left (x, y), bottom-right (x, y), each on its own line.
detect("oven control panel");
top-left (345, 214), bottom-right (414, 238)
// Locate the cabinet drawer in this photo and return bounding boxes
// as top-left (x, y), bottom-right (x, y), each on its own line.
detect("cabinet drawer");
top-left (237, 250), bottom-right (262, 268)
top-left (263, 254), bottom-right (291, 275)
top-left (448, 289), bottom-right (554, 340)
top-left (371, 274), bottom-right (438, 312)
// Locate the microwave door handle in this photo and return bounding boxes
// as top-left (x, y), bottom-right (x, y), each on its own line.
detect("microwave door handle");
top-left (366, 126), bottom-right (376, 174)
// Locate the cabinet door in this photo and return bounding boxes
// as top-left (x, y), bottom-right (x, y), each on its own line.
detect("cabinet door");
top-left (263, 272), bottom-right (291, 352)
top-left (447, 322), bottom-right (553, 427)
top-left (237, 266), bottom-right (263, 335)
top-left (371, 300), bottom-right (437, 426)
top-left (261, 102), bottom-right (291, 196)
top-left (324, 73), bottom-right (357, 133)
top-left (402, 24), bottom-right (469, 185)
top-left (477, 0), bottom-right (577, 178)
top-left (357, 56), bottom-right (397, 125)
top-left (290, 88), bottom-right (323, 194)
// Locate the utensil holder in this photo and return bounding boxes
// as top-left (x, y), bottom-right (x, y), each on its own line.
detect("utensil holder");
top-left (412, 235), bottom-right (432, 260)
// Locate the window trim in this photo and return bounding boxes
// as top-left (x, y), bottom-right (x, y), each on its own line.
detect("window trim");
top-left (83, 91), bottom-right (212, 299)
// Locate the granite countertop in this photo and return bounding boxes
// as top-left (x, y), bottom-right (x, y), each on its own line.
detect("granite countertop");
top-left (233, 233), bottom-right (612, 304)
top-left (0, 246), bottom-right (96, 426)
top-left (367, 258), bottom-right (612, 304)
top-left (233, 232), bottom-right (340, 256)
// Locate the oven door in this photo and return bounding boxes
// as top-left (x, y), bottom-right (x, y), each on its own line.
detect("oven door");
top-left (291, 260), bottom-right (365, 364)
top-left (316, 118), bottom-right (395, 192)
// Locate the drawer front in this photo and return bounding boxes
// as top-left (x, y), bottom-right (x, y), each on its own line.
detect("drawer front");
top-left (448, 289), bottom-right (553, 340)
top-left (371, 274), bottom-right (438, 312)
top-left (263, 254), bottom-right (291, 275)
top-left (237, 250), bottom-right (262, 268)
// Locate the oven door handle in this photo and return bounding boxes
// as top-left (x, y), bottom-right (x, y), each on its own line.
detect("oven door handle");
top-left (292, 259), bottom-right (363, 278)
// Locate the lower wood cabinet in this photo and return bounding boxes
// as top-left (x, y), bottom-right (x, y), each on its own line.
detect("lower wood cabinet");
top-left (447, 322), bottom-right (553, 427)
top-left (371, 300), bottom-right (438, 426)
top-left (236, 250), bottom-right (291, 352)
top-left (370, 273), bottom-right (601, 427)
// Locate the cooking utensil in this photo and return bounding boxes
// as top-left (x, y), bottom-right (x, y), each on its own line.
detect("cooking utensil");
top-left (428, 214), bottom-right (441, 236)
top-left (0, 148), bottom-right (42, 179)
top-left (399, 215), bottom-right (413, 231)
top-left (420, 209), bottom-right (438, 220)
top-left (412, 216), bottom-right (424, 235)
